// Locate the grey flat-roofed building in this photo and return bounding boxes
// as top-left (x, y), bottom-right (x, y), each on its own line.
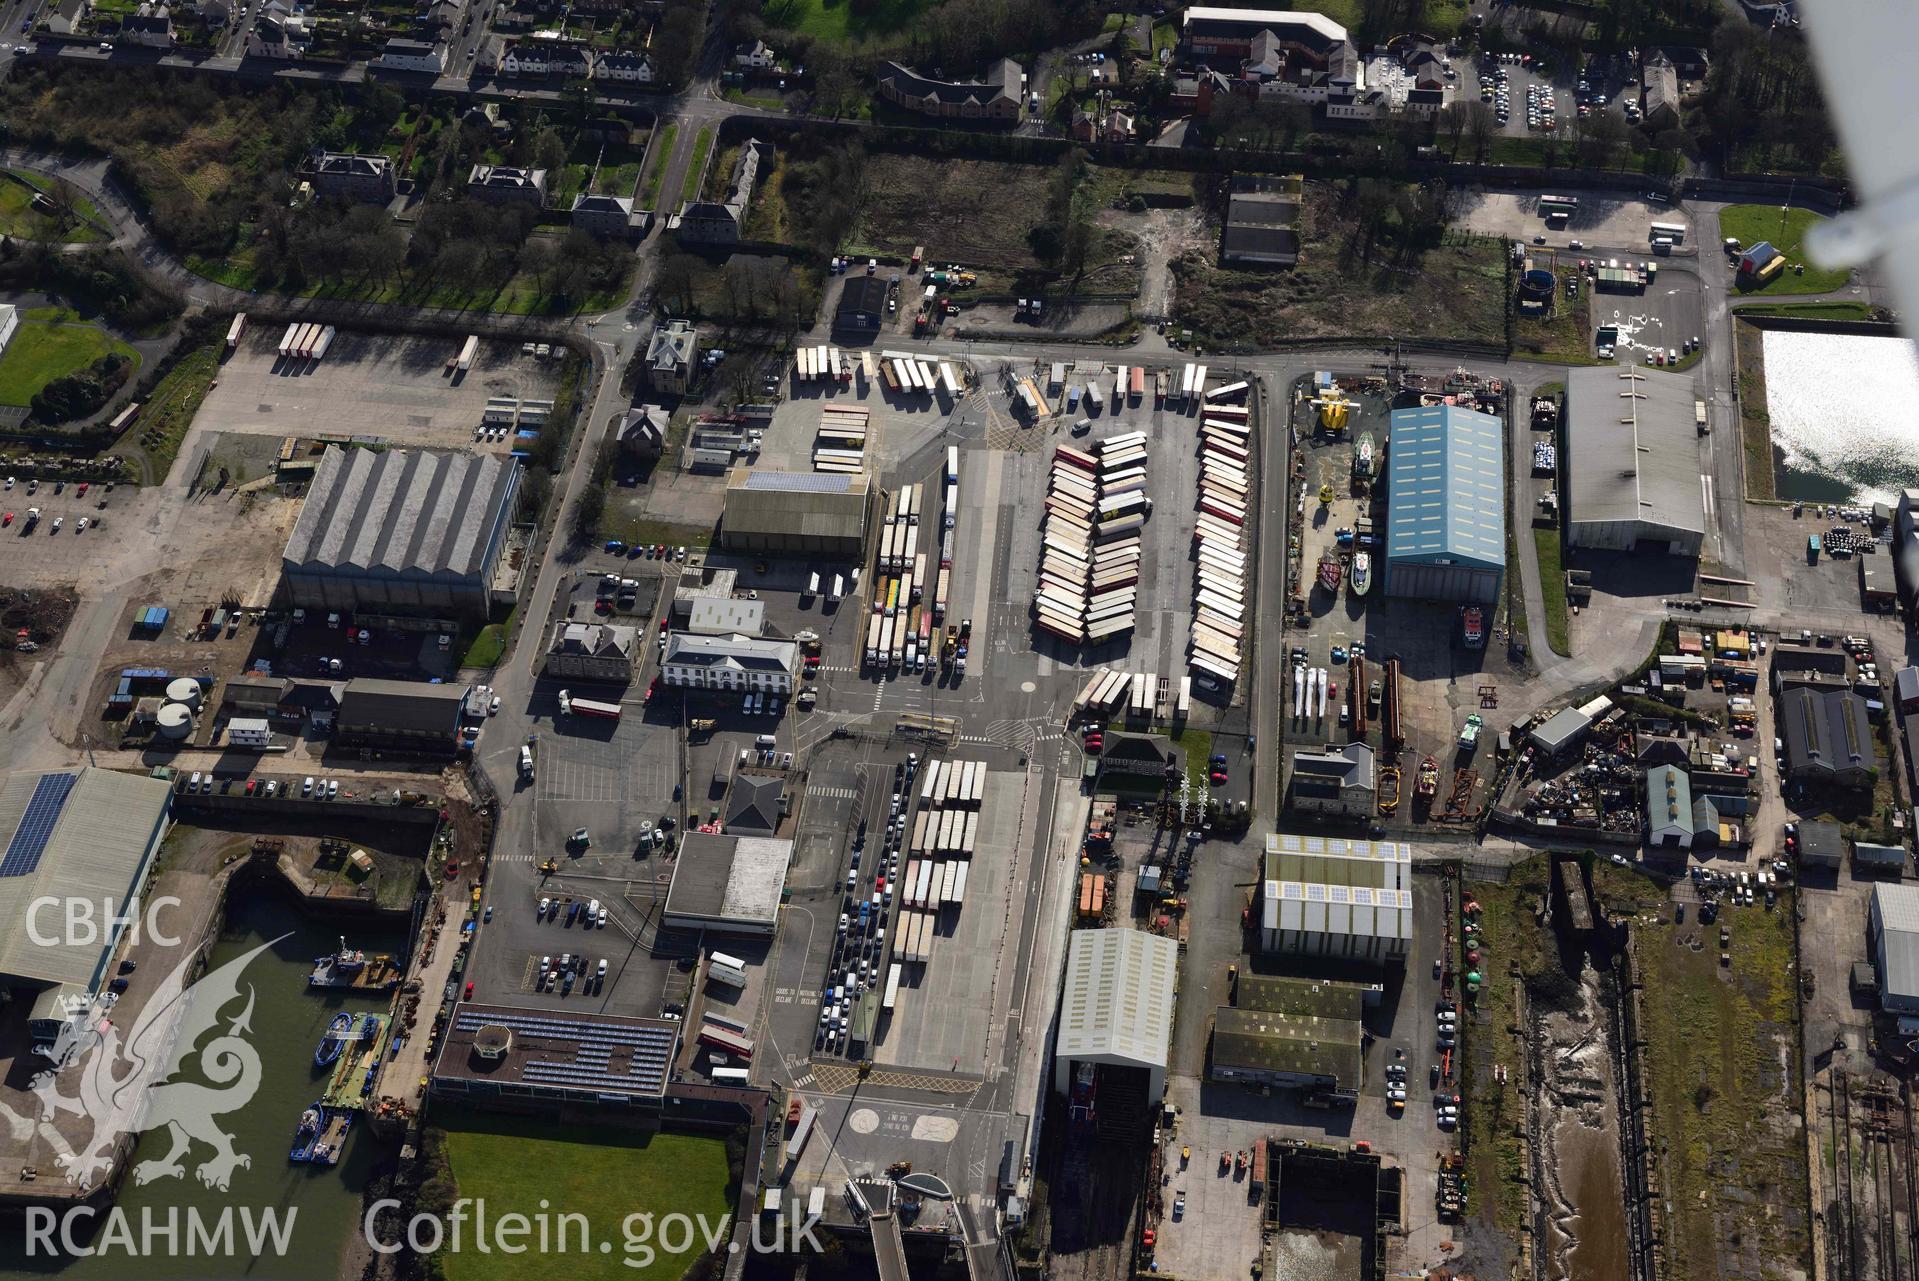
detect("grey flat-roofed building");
top-left (282, 447), bottom-right (520, 619)
top-left (1565, 366), bottom-right (1705, 556)
top-left (1384, 405), bottom-right (1505, 603)
top-left (1871, 883), bottom-right (1919, 1015)
top-left (0, 769), bottom-right (172, 1043)
top-left (1797, 818), bottom-right (1844, 869)
top-left (335, 678), bottom-right (469, 756)
top-left (663, 832), bottom-right (791, 934)
top-left (1531, 706), bottom-right (1593, 756)
top-left (720, 467), bottom-right (871, 558)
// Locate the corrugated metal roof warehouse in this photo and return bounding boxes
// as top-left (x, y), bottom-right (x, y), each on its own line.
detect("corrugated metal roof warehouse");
top-left (719, 468), bottom-right (872, 558)
top-left (1563, 366), bottom-right (1705, 556)
top-left (281, 447), bottom-right (521, 618)
top-left (1384, 404), bottom-right (1506, 604)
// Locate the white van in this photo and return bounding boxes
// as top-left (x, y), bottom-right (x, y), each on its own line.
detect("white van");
top-left (829, 575), bottom-right (844, 603)
top-left (519, 746), bottom-right (534, 777)
top-left (806, 572), bottom-right (821, 598)
top-left (754, 734), bottom-right (778, 749)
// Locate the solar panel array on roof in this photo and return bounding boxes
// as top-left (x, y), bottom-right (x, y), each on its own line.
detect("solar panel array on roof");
top-left (449, 1009), bottom-right (675, 1094)
top-left (741, 471), bottom-right (855, 493)
top-left (0, 772), bottom-right (77, 879)
top-left (1385, 405), bottom-right (1506, 568)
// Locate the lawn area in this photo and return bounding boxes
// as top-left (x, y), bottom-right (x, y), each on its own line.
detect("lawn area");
top-left (681, 126), bottom-right (715, 208)
top-left (1532, 527), bottom-right (1569, 656)
top-left (1638, 898), bottom-right (1807, 1281)
top-left (437, 1111), bottom-right (735, 1281)
top-left (1720, 205), bottom-right (1853, 295)
top-left (637, 122), bottom-right (678, 208)
top-left (1168, 724), bottom-right (1215, 795)
top-left (1732, 300), bottom-right (1877, 323)
top-left (111, 341), bottom-right (218, 484)
top-left (760, 0), bottom-right (935, 46)
top-left (600, 500), bottom-right (715, 552)
top-left (460, 604), bottom-right (517, 669)
top-left (0, 172), bottom-right (105, 243)
top-left (0, 308), bottom-right (138, 407)
top-left (1173, 185), bottom-right (1507, 350)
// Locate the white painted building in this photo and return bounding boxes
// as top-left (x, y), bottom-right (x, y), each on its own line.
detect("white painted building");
top-left (661, 632), bottom-right (798, 695)
top-left (226, 717), bottom-right (273, 748)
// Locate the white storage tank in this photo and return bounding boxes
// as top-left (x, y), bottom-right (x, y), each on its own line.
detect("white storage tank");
top-left (156, 703), bottom-right (194, 740)
top-left (165, 678), bottom-right (203, 708)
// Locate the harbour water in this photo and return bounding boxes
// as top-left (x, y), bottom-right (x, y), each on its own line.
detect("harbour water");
top-left (1762, 330), bottom-right (1919, 504)
top-left (0, 886), bottom-right (405, 1281)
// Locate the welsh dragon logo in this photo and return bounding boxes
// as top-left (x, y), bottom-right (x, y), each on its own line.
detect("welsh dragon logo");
top-left (26, 937), bottom-right (287, 1191)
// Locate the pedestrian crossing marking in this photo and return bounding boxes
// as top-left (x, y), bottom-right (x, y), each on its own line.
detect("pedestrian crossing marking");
top-left (811, 786), bottom-right (857, 801)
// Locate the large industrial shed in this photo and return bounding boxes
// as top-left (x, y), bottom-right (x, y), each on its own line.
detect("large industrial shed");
top-left (1871, 883), bottom-right (1919, 1020)
top-left (1563, 366), bottom-right (1704, 556)
top-left (0, 768), bottom-right (173, 1051)
top-left (1053, 928), bottom-right (1179, 1115)
top-left (719, 468), bottom-right (872, 560)
top-left (1383, 405), bottom-right (1506, 604)
top-left (1259, 833), bottom-right (1412, 963)
top-left (281, 447), bottom-right (522, 620)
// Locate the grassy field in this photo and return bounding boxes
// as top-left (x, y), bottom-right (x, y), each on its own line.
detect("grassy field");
top-left (682, 126), bottom-right (715, 208)
top-left (1532, 527), bottom-right (1569, 656)
top-left (760, 0), bottom-right (934, 46)
top-left (848, 155), bottom-right (1141, 291)
top-left (185, 241), bottom-right (628, 317)
top-left (0, 172), bottom-right (106, 243)
top-left (1733, 318), bottom-right (1776, 501)
top-left (849, 155), bottom-right (1053, 268)
top-left (637, 122), bottom-right (678, 208)
top-left (0, 308), bottom-right (138, 407)
top-left (1639, 898), bottom-right (1806, 1281)
top-left (1733, 300), bottom-right (1877, 322)
top-left (110, 341), bottom-right (218, 484)
top-left (438, 1112), bottom-right (735, 1281)
top-left (1173, 187), bottom-right (1507, 350)
top-left (1720, 205), bottom-right (1853, 295)
top-left (1464, 860), bottom-right (1671, 1246)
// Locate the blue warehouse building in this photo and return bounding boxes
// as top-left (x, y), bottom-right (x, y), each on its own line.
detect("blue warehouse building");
top-left (1383, 404), bottom-right (1506, 604)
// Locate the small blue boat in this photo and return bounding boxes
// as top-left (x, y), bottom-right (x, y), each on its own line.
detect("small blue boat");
top-left (314, 1013), bottom-right (353, 1069)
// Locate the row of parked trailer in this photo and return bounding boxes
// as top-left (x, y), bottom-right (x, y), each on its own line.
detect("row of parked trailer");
top-left (865, 482), bottom-right (954, 672)
top-left (1190, 391), bottom-right (1251, 688)
top-left (1034, 438), bottom-right (1149, 645)
top-left (1070, 668), bottom-right (1192, 723)
top-left (814, 406), bottom-right (869, 473)
top-left (915, 757), bottom-right (987, 808)
top-left (275, 322), bottom-right (337, 364)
